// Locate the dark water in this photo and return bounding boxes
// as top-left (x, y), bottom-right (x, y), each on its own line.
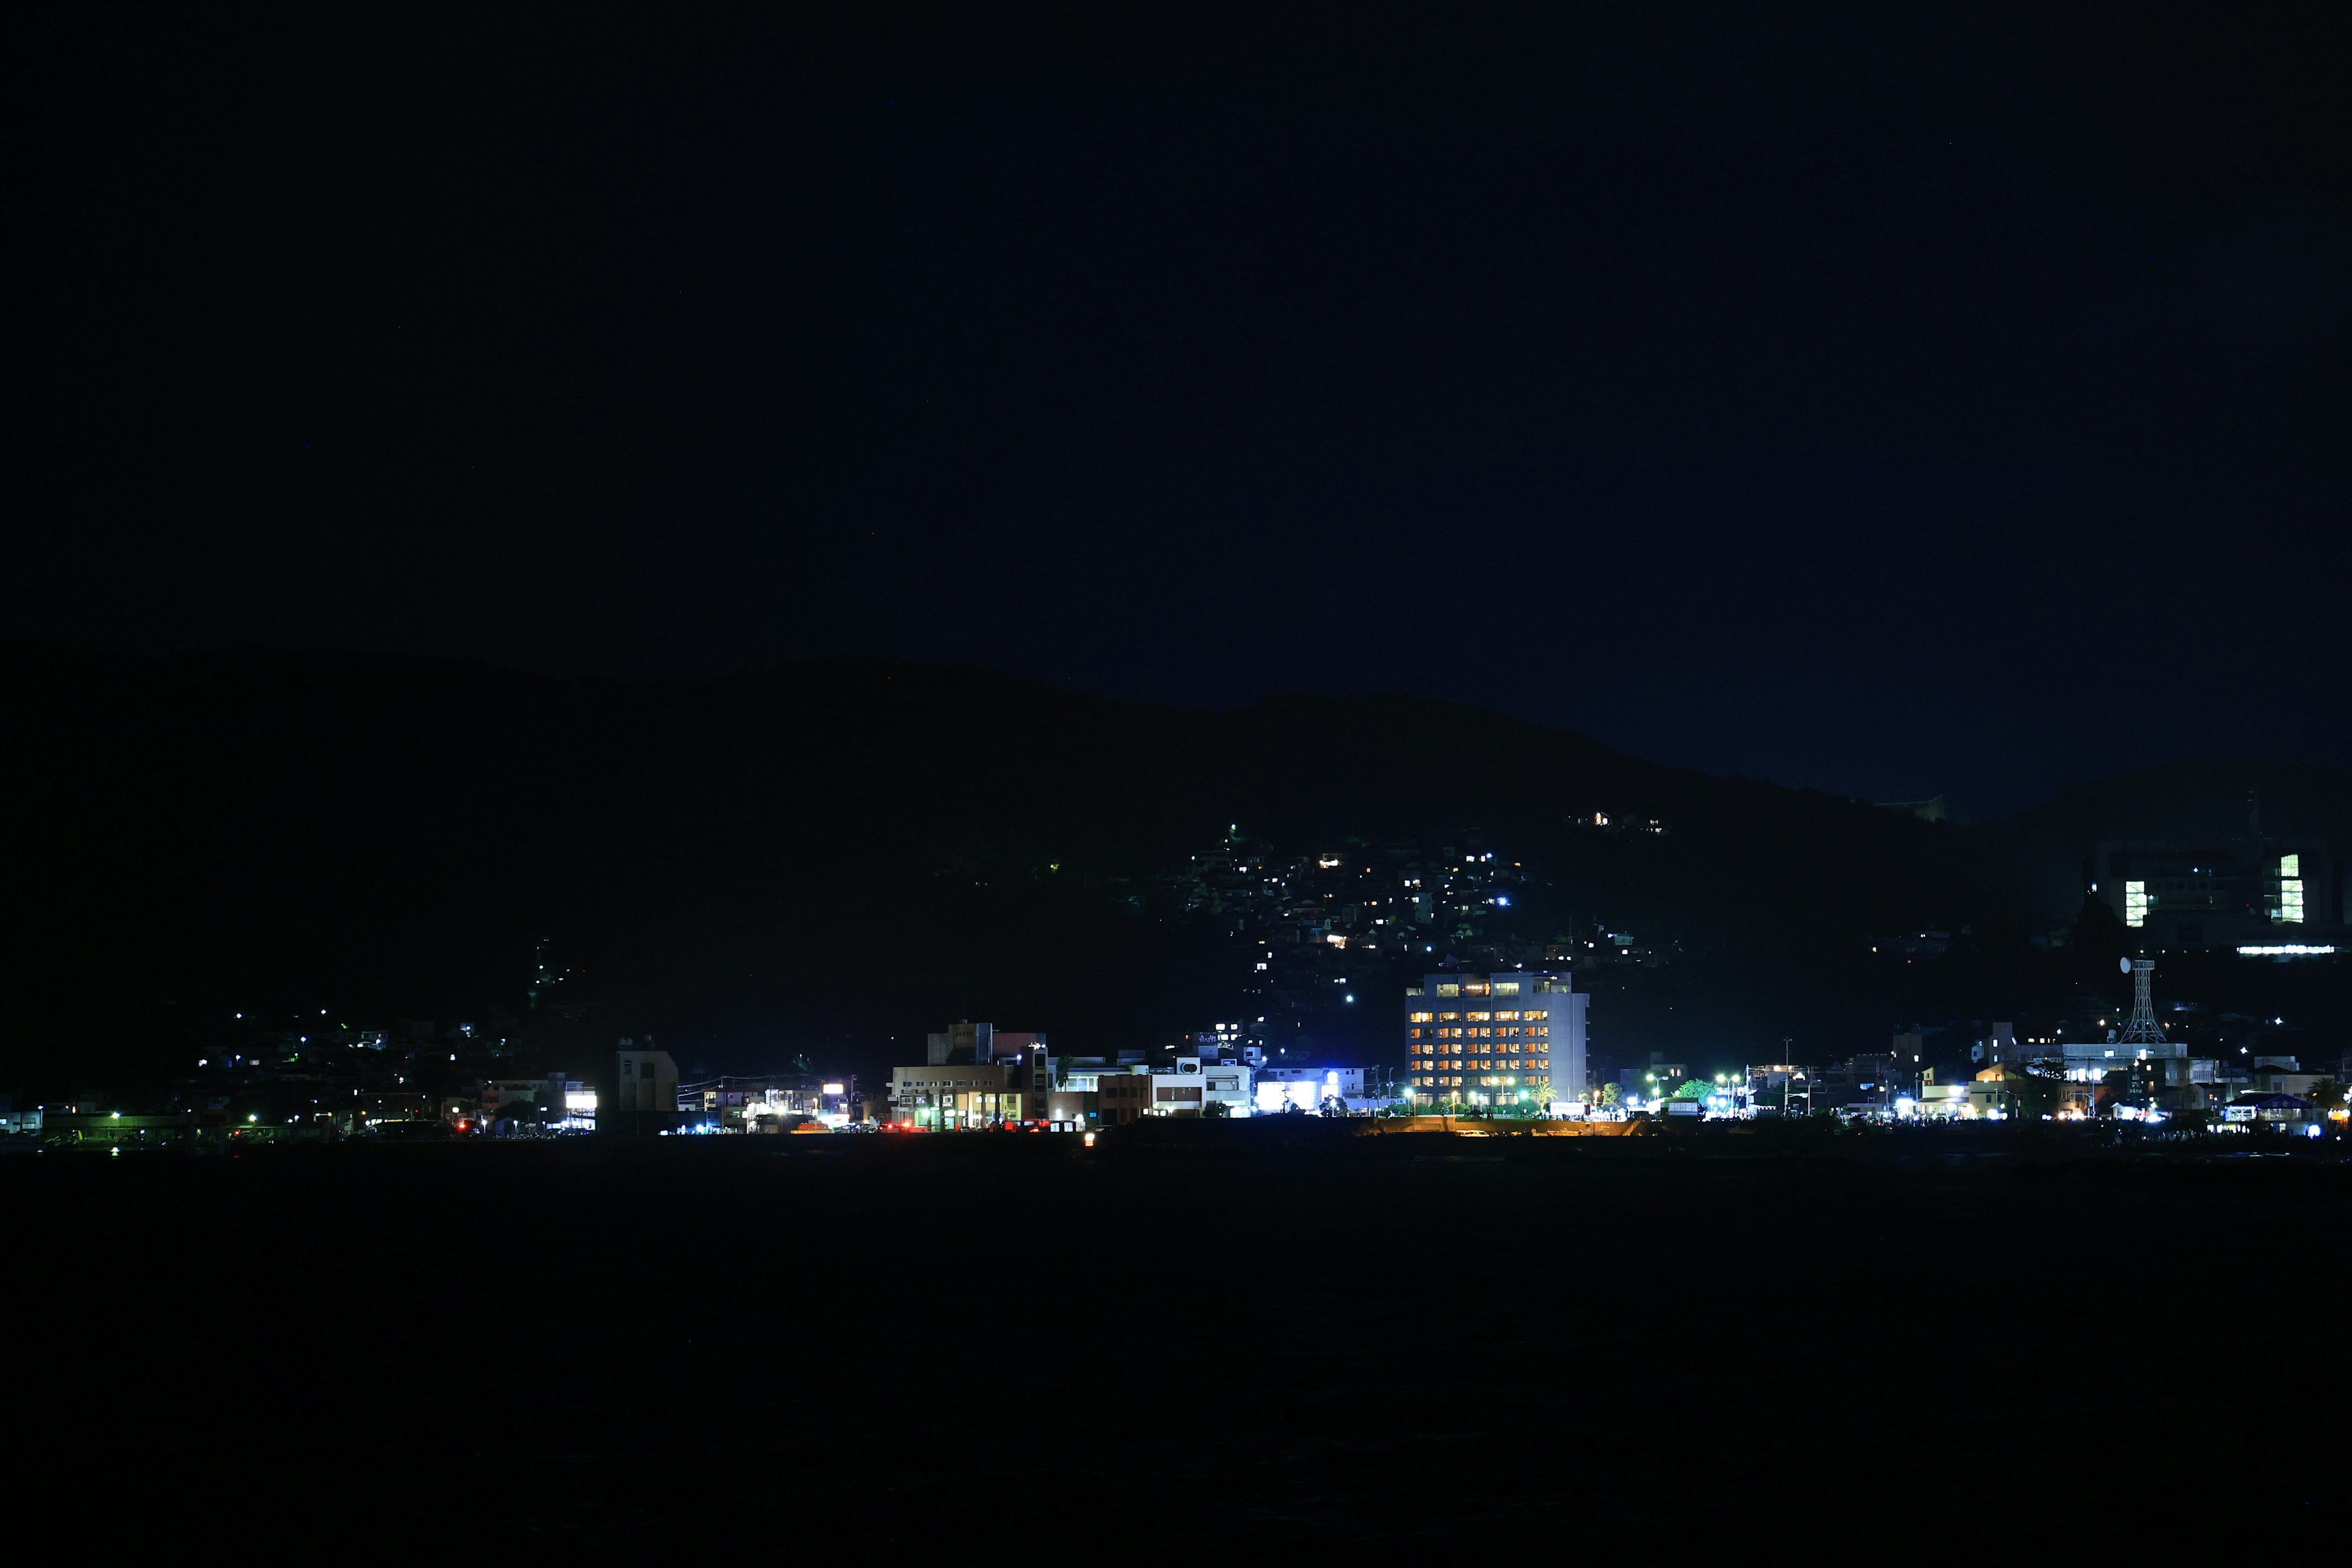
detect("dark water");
top-left (15, 1129), bottom-right (2348, 1542)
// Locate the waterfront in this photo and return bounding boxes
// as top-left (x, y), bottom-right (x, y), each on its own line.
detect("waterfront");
top-left (15, 1127), bottom-right (2346, 1540)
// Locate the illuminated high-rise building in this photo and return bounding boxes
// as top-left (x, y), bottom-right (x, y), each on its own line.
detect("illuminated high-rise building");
top-left (1403, 971), bottom-right (1587, 1110)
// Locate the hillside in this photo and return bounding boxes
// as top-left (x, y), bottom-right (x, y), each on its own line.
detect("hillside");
top-left (1969, 760), bottom-right (2352, 924)
top-left (6, 643), bottom-right (2341, 1092)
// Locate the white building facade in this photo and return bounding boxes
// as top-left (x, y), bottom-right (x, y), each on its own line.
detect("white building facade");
top-left (1404, 971), bottom-right (1588, 1111)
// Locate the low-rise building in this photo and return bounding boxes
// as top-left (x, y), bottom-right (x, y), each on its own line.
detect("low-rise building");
top-left (2222, 1093), bottom-right (2320, 1129)
top-left (1198, 1059), bottom-right (1252, 1115)
top-left (1099, 1073), bottom-right (1153, 1125)
top-left (687, 1074), bottom-right (865, 1130)
top-left (602, 1044), bottom-right (682, 1136)
top-left (1090, 1058), bottom-right (1257, 1120)
top-left (888, 1020), bottom-right (1051, 1128)
top-left (889, 1061), bottom-right (1031, 1128)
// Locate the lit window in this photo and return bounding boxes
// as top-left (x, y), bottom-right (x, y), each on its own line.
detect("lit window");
top-left (1491, 982), bottom-right (1519, 995)
top-left (1523, 1009), bottom-right (1548, 1020)
top-left (1409, 1011), bottom-right (1434, 1023)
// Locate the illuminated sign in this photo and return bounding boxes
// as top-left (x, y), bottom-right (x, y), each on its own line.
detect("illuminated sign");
top-left (1253, 1080), bottom-right (1322, 1114)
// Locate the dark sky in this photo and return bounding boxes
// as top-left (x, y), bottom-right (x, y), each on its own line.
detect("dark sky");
top-left (8, 2), bottom-right (2348, 815)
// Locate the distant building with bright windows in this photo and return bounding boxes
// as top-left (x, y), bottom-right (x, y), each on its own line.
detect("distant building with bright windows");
top-left (2096, 834), bottom-right (2338, 951)
top-left (1404, 971), bottom-right (1588, 1110)
top-left (885, 1020), bottom-right (1052, 1129)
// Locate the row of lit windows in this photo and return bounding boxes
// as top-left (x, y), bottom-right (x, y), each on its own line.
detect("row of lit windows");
top-left (1412, 1028), bottom-right (1551, 1039)
top-left (1416, 1075), bottom-right (1550, 1088)
top-left (1430, 982), bottom-right (1526, 997)
top-left (1409, 1009), bottom-right (1551, 1024)
top-left (1415, 1058), bottom-right (1548, 1071)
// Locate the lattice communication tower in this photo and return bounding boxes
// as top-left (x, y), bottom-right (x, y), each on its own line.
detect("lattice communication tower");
top-left (2114, 957), bottom-right (2166, 1049)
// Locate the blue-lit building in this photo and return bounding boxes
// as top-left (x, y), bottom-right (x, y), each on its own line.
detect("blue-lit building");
top-left (1403, 971), bottom-right (1588, 1110)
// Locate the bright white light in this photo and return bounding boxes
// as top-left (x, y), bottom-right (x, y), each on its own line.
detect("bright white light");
top-left (2237, 944), bottom-right (2335, 956)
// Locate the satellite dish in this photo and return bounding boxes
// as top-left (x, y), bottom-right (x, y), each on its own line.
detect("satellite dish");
top-left (2119, 957), bottom-right (2133, 975)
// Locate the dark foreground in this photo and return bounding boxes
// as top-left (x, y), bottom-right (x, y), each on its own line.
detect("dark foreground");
top-left (13, 1129), bottom-right (2349, 1543)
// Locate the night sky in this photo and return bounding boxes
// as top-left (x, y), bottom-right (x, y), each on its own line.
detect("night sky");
top-left (8, 4), bottom-right (2348, 814)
